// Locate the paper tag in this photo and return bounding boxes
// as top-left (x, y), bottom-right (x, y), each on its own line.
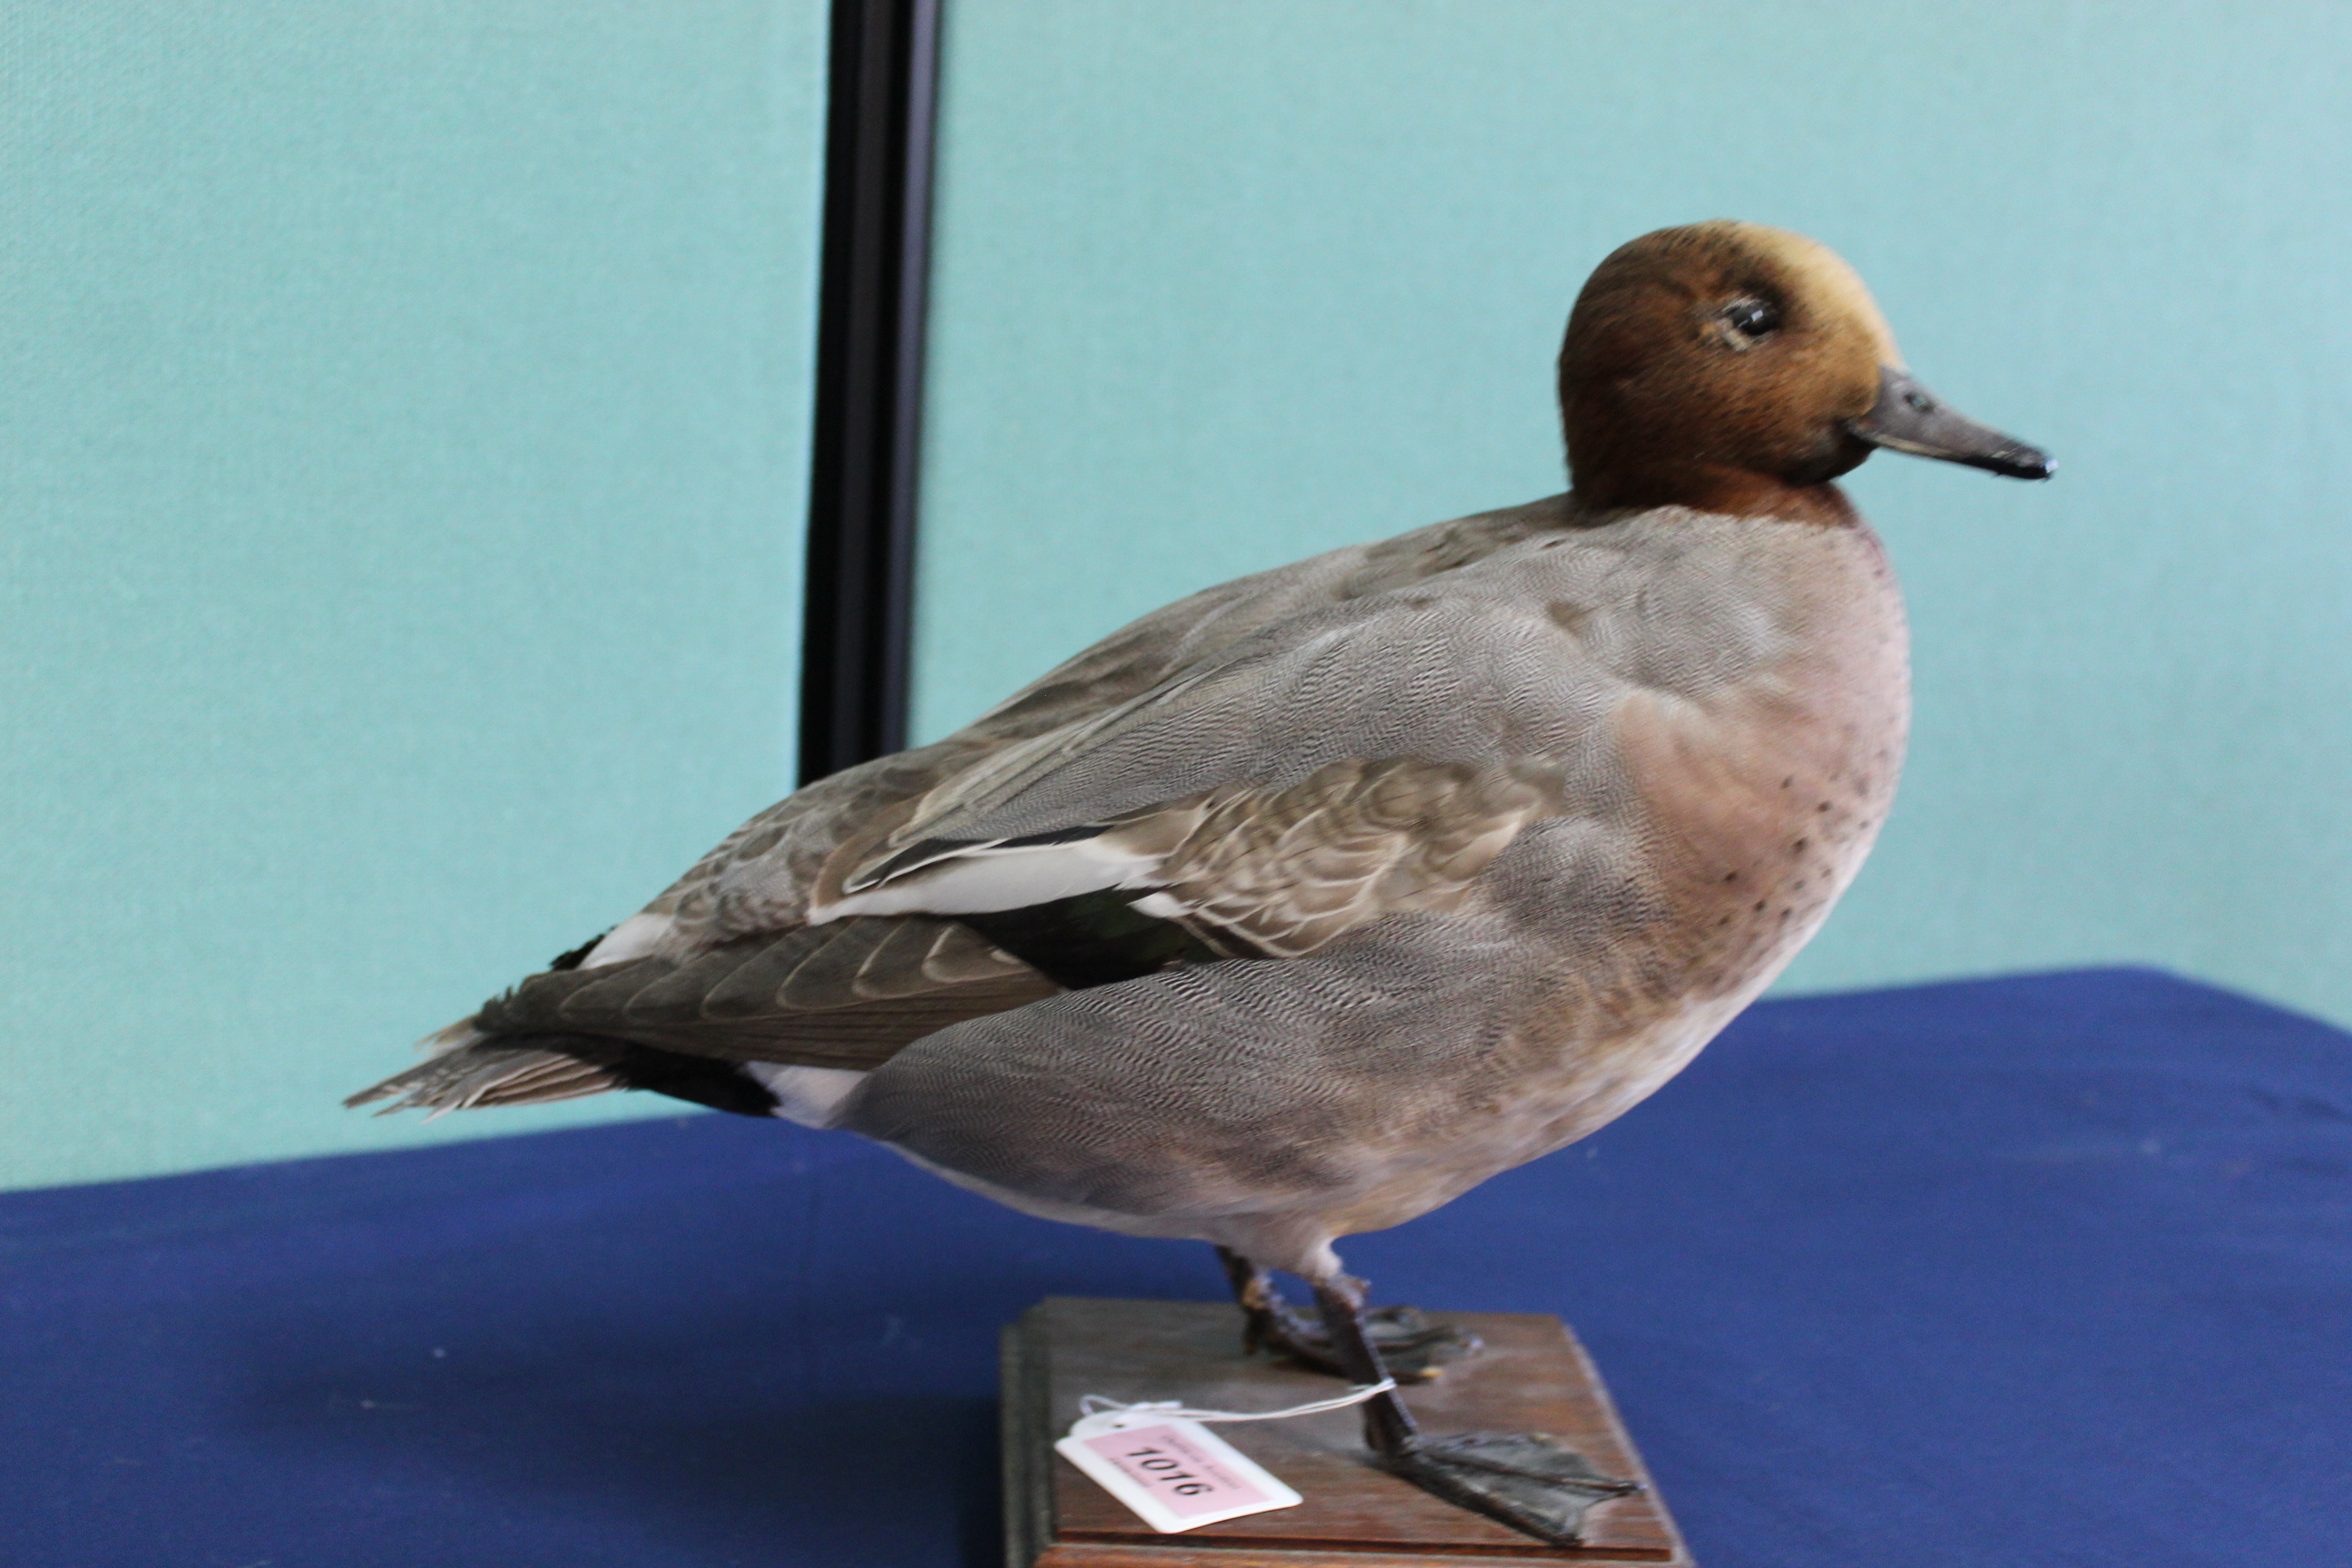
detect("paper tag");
top-left (1053, 1416), bottom-right (1303, 1534)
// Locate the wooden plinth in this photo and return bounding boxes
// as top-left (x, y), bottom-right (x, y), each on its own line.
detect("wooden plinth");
top-left (1003, 1297), bottom-right (1695, 1568)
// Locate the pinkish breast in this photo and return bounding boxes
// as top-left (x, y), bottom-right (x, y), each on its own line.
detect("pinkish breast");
top-left (1612, 518), bottom-right (1911, 1004)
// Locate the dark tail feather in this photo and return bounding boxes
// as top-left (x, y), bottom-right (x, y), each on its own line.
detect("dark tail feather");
top-left (346, 1029), bottom-right (778, 1120)
top-left (344, 1031), bottom-right (623, 1118)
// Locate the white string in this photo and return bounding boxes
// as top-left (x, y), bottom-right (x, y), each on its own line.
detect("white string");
top-left (1074, 1378), bottom-right (1396, 1428)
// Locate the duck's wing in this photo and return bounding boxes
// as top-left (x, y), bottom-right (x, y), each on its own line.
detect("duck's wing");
top-left (815, 585), bottom-right (1619, 971)
top-left (350, 501), bottom-right (1590, 1116)
top-left (833, 754), bottom-right (1563, 972)
top-left (367, 725), bottom-right (1573, 1118)
top-left (627, 496), bottom-right (1578, 948)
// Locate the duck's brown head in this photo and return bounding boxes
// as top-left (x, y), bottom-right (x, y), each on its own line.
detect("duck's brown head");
top-left (1559, 220), bottom-right (2050, 519)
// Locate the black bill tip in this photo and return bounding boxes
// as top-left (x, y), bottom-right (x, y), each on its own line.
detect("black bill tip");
top-left (1960, 443), bottom-right (2054, 482)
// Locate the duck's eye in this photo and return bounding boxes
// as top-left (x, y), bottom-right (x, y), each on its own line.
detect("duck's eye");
top-left (1721, 298), bottom-right (1781, 341)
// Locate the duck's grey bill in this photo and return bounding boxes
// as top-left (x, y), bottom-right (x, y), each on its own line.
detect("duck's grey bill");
top-left (1849, 367), bottom-right (2053, 480)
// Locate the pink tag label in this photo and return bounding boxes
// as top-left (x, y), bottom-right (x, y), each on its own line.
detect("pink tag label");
top-left (1077, 1421), bottom-right (1278, 1519)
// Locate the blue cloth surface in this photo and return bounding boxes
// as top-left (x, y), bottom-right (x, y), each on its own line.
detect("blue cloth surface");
top-left (3, 967), bottom-right (2346, 1567)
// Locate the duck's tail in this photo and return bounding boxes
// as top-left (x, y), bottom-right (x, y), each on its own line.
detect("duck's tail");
top-left (345, 1016), bottom-right (787, 1121)
top-left (343, 1021), bottom-right (626, 1120)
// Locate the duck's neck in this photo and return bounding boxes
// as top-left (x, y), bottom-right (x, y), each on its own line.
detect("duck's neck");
top-left (1573, 463), bottom-right (1858, 528)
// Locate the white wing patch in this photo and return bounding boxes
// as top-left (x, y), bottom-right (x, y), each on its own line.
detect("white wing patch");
top-left (580, 912), bottom-right (679, 968)
top-left (810, 838), bottom-right (1159, 923)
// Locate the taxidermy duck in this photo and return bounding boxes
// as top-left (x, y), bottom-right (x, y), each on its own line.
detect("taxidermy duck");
top-left (353, 220), bottom-right (2050, 1545)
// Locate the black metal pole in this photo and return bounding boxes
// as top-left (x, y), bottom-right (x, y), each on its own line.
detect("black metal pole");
top-left (798, 0), bottom-right (941, 785)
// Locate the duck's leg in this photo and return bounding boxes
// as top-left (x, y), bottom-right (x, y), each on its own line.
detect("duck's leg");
top-left (1311, 1273), bottom-right (1642, 1548)
top-left (1215, 1246), bottom-right (1478, 1381)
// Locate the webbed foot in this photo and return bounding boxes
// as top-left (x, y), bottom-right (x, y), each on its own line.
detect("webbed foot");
top-left (1289, 1271), bottom-right (1639, 1550)
top-left (1387, 1430), bottom-right (1642, 1546)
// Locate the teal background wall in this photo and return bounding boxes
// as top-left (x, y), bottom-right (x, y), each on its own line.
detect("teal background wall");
top-left (913, 4), bottom-right (2352, 1023)
top-left (0, 2), bottom-right (828, 1189)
